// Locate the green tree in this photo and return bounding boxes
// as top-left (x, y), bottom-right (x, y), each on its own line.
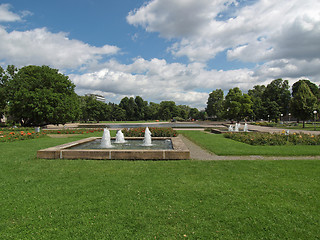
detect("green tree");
top-left (135, 96), bottom-right (147, 120)
top-left (119, 97), bottom-right (138, 120)
top-left (177, 105), bottom-right (190, 120)
top-left (145, 102), bottom-right (160, 120)
top-left (189, 108), bottom-right (200, 120)
top-left (80, 95), bottom-right (111, 122)
top-left (0, 65), bottom-right (17, 118)
top-left (0, 66), bottom-right (8, 117)
top-left (262, 79), bottom-right (291, 118)
top-left (206, 89), bottom-right (224, 120)
top-left (159, 101), bottom-right (178, 120)
top-left (6, 65), bottom-right (79, 126)
top-left (248, 85), bottom-right (266, 120)
top-left (112, 105), bottom-right (126, 121)
top-left (224, 87), bottom-right (253, 121)
top-left (292, 79), bottom-right (320, 103)
top-left (290, 81), bottom-right (318, 128)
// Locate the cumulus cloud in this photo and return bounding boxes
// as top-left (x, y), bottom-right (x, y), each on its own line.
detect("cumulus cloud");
top-left (0, 26), bottom-right (120, 69)
top-left (0, 3), bottom-right (23, 22)
top-left (71, 57), bottom-right (257, 108)
top-left (2, 1), bottom-right (319, 109)
top-left (128, 0), bottom-right (320, 64)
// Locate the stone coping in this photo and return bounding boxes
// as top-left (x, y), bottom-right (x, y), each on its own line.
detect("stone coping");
top-left (37, 136), bottom-right (190, 160)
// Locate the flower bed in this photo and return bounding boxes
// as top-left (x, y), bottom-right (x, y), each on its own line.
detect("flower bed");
top-left (122, 127), bottom-right (177, 137)
top-left (0, 128), bottom-right (47, 142)
top-left (224, 132), bottom-right (320, 146)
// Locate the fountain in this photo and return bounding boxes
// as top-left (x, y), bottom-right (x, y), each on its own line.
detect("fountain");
top-left (142, 127), bottom-right (152, 146)
top-left (243, 123), bottom-right (248, 132)
top-left (100, 128), bottom-right (113, 148)
top-left (37, 126), bottom-right (190, 160)
top-left (234, 123), bottom-right (240, 132)
top-left (115, 130), bottom-right (126, 143)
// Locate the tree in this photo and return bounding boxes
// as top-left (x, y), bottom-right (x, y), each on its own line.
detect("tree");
top-left (6, 65), bottom-right (79, 126)
top-left (80, 95), bottom-right (111, 122)
top-left (112, 105), bottom-right (126, 121)
top-left (159, 101), bottom-right (178, 120)
top-left (189, 108), bottom-right (200, 120)
top-left (224, 87), bottom-right (253, 121)
top-left (135, 96), bottom-right (147, 120)
top-left (119, 97), bottom-right (138, 120)
top-left (206, 89), bottom-right (224, 120)
top-left (177, 105), bottom-right (190, 120)
top-left (0, 65), bottom-right (17, 118)
top-left (145, 102), bottom-right (160, 120)
top-left (262, 79), bottom-right (291, 117)
top-left (290, 81), bottom-right (318, 128)
top-left (292, 79), bottom-right (320, 101)
top-left (0, 66), bottom-right (8, 117)
top-left (248, 85), bottom-right (266, 120)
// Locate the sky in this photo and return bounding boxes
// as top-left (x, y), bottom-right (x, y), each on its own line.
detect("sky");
top-left (0, 0), bottom-right (320, 109)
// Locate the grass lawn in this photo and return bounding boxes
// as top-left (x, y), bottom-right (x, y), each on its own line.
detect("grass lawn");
top-left (1, 132), bottom-right (320, 239)
top-left (179, 130), bottom-right (320, 156)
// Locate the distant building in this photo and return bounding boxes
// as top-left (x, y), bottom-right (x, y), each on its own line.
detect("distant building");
top-left (85, 94), bottom-right (106, 103)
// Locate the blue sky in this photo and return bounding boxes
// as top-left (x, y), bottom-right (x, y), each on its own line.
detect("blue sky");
top-left (1, 0), bottom-right (320, 109)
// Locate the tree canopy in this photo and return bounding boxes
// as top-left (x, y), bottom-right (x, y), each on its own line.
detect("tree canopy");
top-left (6, 65), bottom-right (80, 126)
top-left (290, 81), bottom-right (318, 127)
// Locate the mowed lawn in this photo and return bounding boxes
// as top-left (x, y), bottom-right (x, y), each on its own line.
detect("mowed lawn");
top-left (179, 130), bottom-right (320, 156)
top-left (0, 133), bottom-right (320, 239)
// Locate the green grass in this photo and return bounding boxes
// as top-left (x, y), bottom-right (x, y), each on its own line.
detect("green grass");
top-left (179, 130), bottom-right (320, 156)
top-left (1, 132), bottom-right (320, 239)
top-left (283, 122), bottom-right (320, 131)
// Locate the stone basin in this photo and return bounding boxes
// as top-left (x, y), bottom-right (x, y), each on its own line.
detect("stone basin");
top-left (37, 136), bottom-right (190, 160)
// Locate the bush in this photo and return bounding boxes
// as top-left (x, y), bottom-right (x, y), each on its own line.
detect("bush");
top-left (43, 128), bottom-right (103, 134)
top-left (224, 131), bottom-right (320, 146)
top-left (122, 127), bottom-right (177, 137)
top-left (251, 122), bottom-right (278, 127)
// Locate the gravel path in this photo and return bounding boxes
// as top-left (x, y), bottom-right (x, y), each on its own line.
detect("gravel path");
top-left (179, 134), bottom-right (320, 161)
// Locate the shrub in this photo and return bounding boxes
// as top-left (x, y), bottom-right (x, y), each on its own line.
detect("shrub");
top-left (122, 127), bottom-right (177, 137)
top-left (43, 128), bottom-right (103, 134)
top-left (224, 132), bottom-right (320, 146)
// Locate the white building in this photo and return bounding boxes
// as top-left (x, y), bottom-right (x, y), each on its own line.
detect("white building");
top-left (85, 94), bottom-right (106, 102)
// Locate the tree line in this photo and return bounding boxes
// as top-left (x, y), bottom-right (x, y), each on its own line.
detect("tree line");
top-left (206, 78), bottom-right (320, 127)
top-left (0, 65), bottom-right (204, 126)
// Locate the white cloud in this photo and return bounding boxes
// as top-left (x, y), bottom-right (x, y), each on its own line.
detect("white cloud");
top-left (0, 4), bottom-right (22, 22)
top-left (128, 0), bottom-right (320, 64)
top-left (0, 26), bottom-right (120, 69)
top-left (71, 57), bottom-right (257, 108)
top-left (2, 1), bottom-right (320, 109)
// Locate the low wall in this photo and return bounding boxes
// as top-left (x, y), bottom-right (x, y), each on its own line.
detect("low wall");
top-left (37, 136), bottom-right (190, 160)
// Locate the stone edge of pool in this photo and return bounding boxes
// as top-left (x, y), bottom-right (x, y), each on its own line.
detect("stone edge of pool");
top-left (37, 136), bottom-right (190, 160)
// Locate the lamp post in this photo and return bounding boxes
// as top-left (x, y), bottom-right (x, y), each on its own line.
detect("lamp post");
top-left (280, 113), bottom-right (283, 123)
top-left (267, 115), bottom-right (270, 122)
top-left (314, 110), bottom-right (317, 130)
top-left (288, 113), bottom-right (291, 123)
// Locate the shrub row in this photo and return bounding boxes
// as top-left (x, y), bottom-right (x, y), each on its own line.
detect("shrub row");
top-left (122, 127), bottom-right (177, 137)
top-left (224, 132), bottom-right (320, 145)
top-left (43, 128), bottom-right (103, 134)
